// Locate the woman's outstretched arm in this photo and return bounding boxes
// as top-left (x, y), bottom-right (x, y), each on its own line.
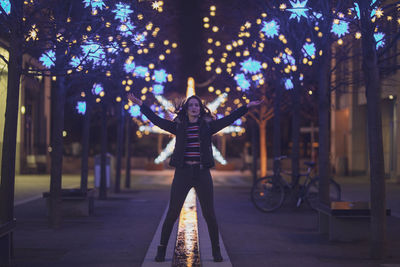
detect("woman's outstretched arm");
top-left (127, 93), bottom-right (177, 135)
top-left (209, 98), bottom-right (265, 135)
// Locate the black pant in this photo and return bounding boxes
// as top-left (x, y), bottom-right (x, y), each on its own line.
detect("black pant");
top-left (160, 166), bottom-right (220, 248)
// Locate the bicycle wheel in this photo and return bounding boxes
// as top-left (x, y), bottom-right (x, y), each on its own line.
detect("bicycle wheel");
top-left (251, 176), bottom-right (285, 212)
top-left (304, 177), bottom-right (341, 209)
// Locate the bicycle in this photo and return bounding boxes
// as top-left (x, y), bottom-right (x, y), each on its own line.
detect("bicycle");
top-left (251, 156), bottom-right (341, 212)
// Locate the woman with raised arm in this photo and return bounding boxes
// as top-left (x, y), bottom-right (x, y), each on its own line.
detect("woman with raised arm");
top-left (127, 92), bottom-right (263, 262)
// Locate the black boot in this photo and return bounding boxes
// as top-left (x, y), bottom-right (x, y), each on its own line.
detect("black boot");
top-left (155, 245), bottom-right (166, 262)
top-left (212, 245), bottom-right (223, 262)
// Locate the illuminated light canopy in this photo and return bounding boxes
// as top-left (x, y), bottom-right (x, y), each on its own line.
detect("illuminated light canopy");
top-left (153, 84), bottom-right (164, 95)
top-left (284, 78), bottom-right (294, 90)
top-left (128, 105), bottom-right (141, 117)
top-left (234, 73), bottom-right (251, 91)
top-left (76, 101), bottom-right (86, 115)
top-left (302, 42), bottom-right (316, 58)
top-left (39, 50), bottom-right (56, 68)
top-left (153, 69), bottom-right (168, 83)
top-left (240, 58), bottom-right (262, 74)
top-left (82, 0), bottom-right (105, 12)
top-left (0, 0), bottom-right (11, 14)
top-left (331, 20), bottom-right (349, 38)
top-left (134, 66), bottom-right (149, 78)
top-left (112, 2), bottom-right (133, 22)
top-left (261, 20), bottom-right (280, 38)
top-left (92, 83), bottom-right (104, 95)
top-left (374, 32), bottom-right (385, 49)
top-left (287, 0), bottom-right (309, 22)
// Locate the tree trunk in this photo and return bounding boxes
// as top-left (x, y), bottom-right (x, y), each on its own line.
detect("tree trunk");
top-left (291, 79), bottom-right (300, 184)
top-left (259, 118), bottom-right (268, 177)
top-left (49, 73), bottom-right (66, 228)
top-left (251, 119), bottom-right (258, 184)
top-left (115, 103), bottom-right (124, 193)
top-left (273, 86), bottom-right (282, 174)
top-left (125, 117), bottom-right (131, 188)
top-left (317, 47), bottom-right (332, 205)
top-left (80, 101), bottom-right (91, 193)
top-left (358, 0), bottom-right (386, 259)
top-left (0, 1), bottom-right (23, 263)
top-left (99, 104), bottom-right (108, 199)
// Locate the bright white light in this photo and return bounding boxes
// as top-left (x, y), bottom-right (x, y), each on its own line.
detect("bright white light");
top-left (155, 138), bottom-right (176, 164)
top-left (155, 95), bottom-right (175, 114)
top-left (207, 93), bottom-right (227, 113)
top-left (212, 144), bottom-right (227, 165)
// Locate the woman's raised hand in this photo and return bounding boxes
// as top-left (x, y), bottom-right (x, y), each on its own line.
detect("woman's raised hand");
top-left (247, 97), bottom-right (265, 108)
top-left (127, 93), bottom-right (143, 106)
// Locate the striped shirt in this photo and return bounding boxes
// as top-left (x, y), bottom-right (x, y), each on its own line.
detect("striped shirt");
top-left (184, 122), bottom-right (200, 162)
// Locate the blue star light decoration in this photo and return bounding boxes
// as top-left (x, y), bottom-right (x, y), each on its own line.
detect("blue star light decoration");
top-left (287, 0), bottom-right (309, 22)
top-left (153, 84), bottom-right (164, 95)
top-left (261, 20), bottom-right (280, 38)
top-left (82, 0), bottom-right (105, 13)
top-left (284, 78), bottom-right (294, 90)
top-left (128, 105), bottom-right (141, 117)
top-left (133, 33), bottom-right (147, 45)
top-left (331, 20), bottom-right (349, 38)
top-left (153, 69), bottom-right (168, 83)
top-left (92, 83), bottom-right (104, 95)
top-left (124, 60), bottom-right (136, 73)
top-left (234, 73), bottom-right (251, 91)
top-left (112, 2), bottom-right (133, 22)
top-left (76, 101), bottom-right (87, 115)
top-left (0, 0), bottom-right (10, 14)
top-left (302, 43), bottom-right (316, 58)
top-left (39, 50), bottom-right (56, 68)
top-left (374, 32), bottom-right (385, 49)
top-left (134, 66), bottom-right (149, 78)
top-left (81, 42), bottom-right (106, 67)
top-left (118, 21), bottom-right (136, 37)
top-left (70, 56), bottom-right (82, 68)
top-left (240, 58), bottom-right (262, 74)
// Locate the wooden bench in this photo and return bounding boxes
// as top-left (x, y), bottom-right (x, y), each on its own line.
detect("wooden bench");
top-left (0, 219), bottom-right (17, 264)
top-left (316, 201), bottom-right (391, 241)
top-left (43, 189), bottom-right (95, 217)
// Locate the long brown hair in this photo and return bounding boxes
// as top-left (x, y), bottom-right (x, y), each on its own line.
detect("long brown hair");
top-left (174, 95), bottom-right (215, 121)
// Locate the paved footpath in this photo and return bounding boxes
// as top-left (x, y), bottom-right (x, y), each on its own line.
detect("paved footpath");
top-left (8, 171), bottom-right (400, 266)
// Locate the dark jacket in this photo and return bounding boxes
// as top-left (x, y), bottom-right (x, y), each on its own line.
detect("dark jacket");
top-left (140, 104), bottom-right (248, 168)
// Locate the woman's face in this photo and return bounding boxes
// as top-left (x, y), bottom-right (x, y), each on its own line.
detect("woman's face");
top-left (187, 98), bottom-right (201, 118)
